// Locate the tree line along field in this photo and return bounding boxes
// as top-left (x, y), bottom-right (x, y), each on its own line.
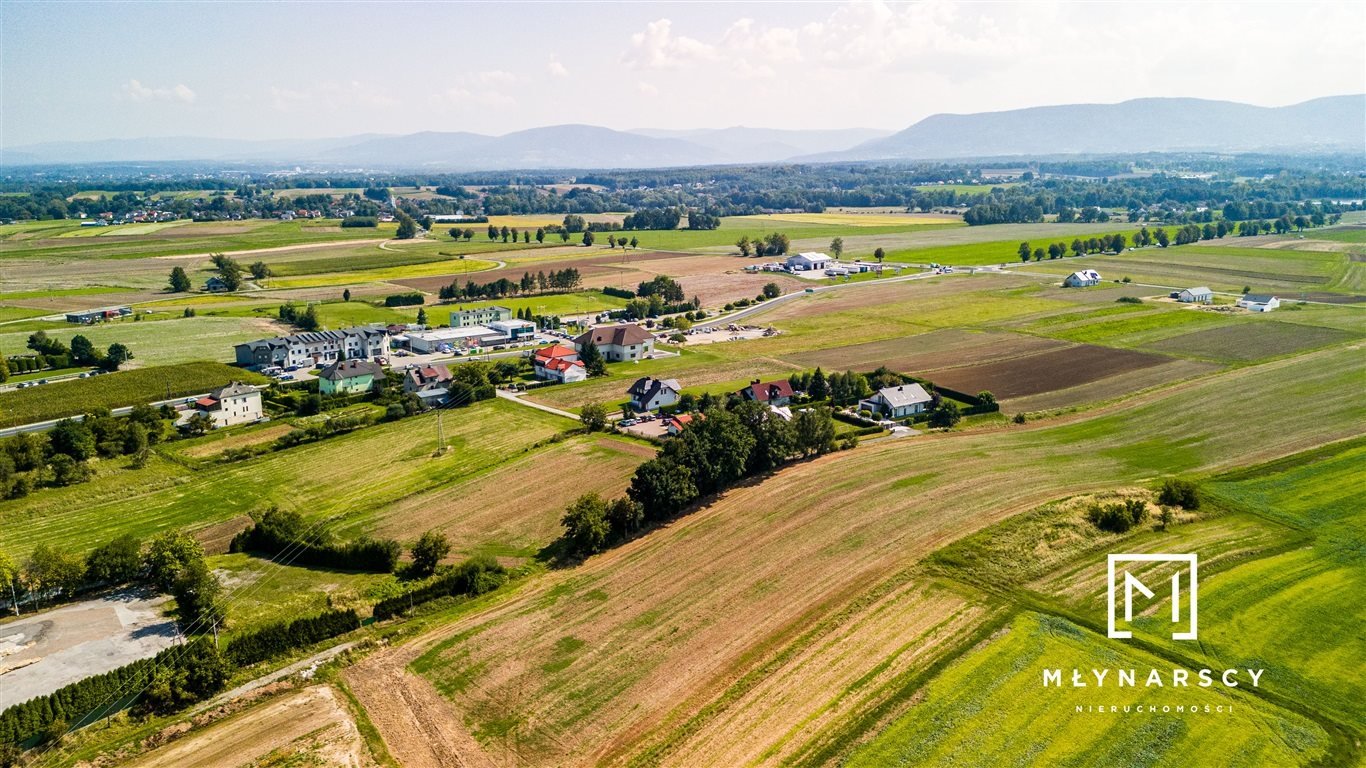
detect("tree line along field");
top-left (350, 344), bottom-right (1363, 768)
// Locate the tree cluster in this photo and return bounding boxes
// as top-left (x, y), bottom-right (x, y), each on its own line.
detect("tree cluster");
top-left (225, 608), bottom-right (361, 667)
top-left (437, 268), bottom-right (581, 301)
top-left (372, 555), bottom-right (507, 620)
top-left (230, 507), bottom-right (401, 573)
top-left (734, 232), bottom-right (791, 257)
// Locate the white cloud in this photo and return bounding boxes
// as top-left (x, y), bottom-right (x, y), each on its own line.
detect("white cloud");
top-left (546, 56), bottom-right (569, 79)
top-left (120, 79), bottom-right (196, 104)
top-left (268, 81), bottom-right (397, 113)
top-left (623, 19), bottom-right (720, 70)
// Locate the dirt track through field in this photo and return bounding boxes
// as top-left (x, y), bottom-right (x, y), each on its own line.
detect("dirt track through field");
top-left (128, 685), bottom-right (370, 768)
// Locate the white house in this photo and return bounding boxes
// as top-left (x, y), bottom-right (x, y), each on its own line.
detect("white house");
top-left (1063, 270), bottom-right (1102, 287)
top-left (627, 377), bottom-right (681, 411)
top-left (1177, 286), bottom-right (1213, 304)
top-left (532, 344), bottom-right (579, 381)
top-left (859, 383), bottom-right (933, 419)
top-left (574, 324), bottom-right (654, 362)
top-left (540, 357), bottom-right (587, 383)
top-left (1237, 294), bottom-right (1280, 312)
top-left (191, 382), bottom-right (263, 428)
top-left (786, 252), bottom-right (833, 271)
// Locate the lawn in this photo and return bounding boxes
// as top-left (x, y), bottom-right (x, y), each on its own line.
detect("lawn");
top-left (208, 552), bottom-right (396, 641)
top-left (0, 361), bottom-right (268, 427)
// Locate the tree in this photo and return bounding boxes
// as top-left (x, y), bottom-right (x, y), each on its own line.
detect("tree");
top-left (580, 402), bottom-right (610, 432)
top-left (23, 544), bottom-right (86, 605)
top-left (1156, 478), bottom-right (1200, 509)
top-left (736, 236), bottom-right (752, 257)
top-left (0, 354), bottom-right (7, 384)
top-left (536, 227), bottom-right (545, 243)
top-left (249, 261), bottom-right (271, 280)
top-left (169, 266), bottom-right (192, 292)
top-left (578, 340), bottom-right (606, 376)
top-left (1033, 247), bottom-right (1045, 261)
top-left (561, 493), bottom-right (611, 556)
top-left (607, 234), bottom-right (617, 249)
top-left (0, 551), bottom-right (19, 615)
top-left (560, 230), bottom-right (570, 243)
top-left (343, 288), bottom-right (351, 302)
top-left (563, 214), bottom-right (586, 233)
top-left (86, 534), bottom-right (143, 585)
top-left (793, 408), bottom-right (837, 457)
top-left (874, 247), bottom-right (885, 263)
top-left (1158, 506), bottom-right (1175, 531)
top-left (627, 458), bottom-right (697, 520)
top-left (830, 237), bottom-right (844, 259)
top-left (102, 343), bottom-right (132, 371)
top-left (582, 230), bottom-right (596, 246)
top-left (630, 236), bottom-right (639, 249)
top-left (416, 307), bottom-right (428, 326)
top-left (172, 557), bottom-right (225, 631)
top-left (1154, 228), bottom-right (1170, 248)
top-left (395, 211), bottom-right (417, 239)
top-left (808, 367), bottom-right (829, 400)
top-left (1017, 241), bottom-right (1031, 262)
top-left (70, 335), bottom-right (99, 365)
top-left (144, 531), bottom-right (204, 591)
top-left (185, 411), bottom-right (213, 435)
top-left (607, 497), bottom-right (644, 535)
top-left (48, 419), bottom-right (95, 460)
top-left (928, 400), bottom-right (961, 429)
top-left (976, 391), bottom-right (996, 407)
top-left (762, 282), bottom-right (782, 299)
top-left (410, 530), bottom-right (451, 578)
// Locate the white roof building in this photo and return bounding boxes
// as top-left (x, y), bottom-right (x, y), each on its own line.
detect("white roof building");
top-left (786, 252), bottom-right (833, 271)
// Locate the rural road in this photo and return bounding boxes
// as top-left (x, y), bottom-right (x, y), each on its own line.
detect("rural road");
top-left (495, 388), bottom-right (579, 420)
top-left (193, 640), bottom-right (358, 714)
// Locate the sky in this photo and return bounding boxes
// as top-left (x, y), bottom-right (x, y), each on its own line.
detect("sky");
top-left (3, 0), bottom-right (1364, 147)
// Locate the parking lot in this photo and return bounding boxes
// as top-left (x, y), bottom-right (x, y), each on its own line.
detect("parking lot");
top-left (0, 589), bottom-right (181, 709)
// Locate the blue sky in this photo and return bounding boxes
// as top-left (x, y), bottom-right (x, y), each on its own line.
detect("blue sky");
top-left (3, 1), bottom-right (1363, 146)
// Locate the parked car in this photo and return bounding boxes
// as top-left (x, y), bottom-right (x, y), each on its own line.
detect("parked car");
top-left (78, 372), bottom-right (90, 378)
top-left (278, 374), bottom-right (295, 381)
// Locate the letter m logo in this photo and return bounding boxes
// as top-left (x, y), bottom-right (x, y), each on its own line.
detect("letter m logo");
top-left (1107, 553), bottom-right (1198, 640)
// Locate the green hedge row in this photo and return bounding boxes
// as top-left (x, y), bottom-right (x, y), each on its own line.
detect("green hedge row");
top-left (226, 608), bottom-right (361, 667)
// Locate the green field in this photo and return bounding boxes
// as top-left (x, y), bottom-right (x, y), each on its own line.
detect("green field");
top-left (0, 362), bottom-right (268, 427)
top-left (0, 219), bottom-right (394, 261)
top-left (0, 397), bottom-right (573, 558)
top-left (0, 315), bottom-right (279, 367)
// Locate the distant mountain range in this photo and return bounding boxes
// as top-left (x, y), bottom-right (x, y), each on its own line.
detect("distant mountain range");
top-left (811, 96), bottom-right (1365, 161)
top-left (3, 96), bottom-right (1360, 169)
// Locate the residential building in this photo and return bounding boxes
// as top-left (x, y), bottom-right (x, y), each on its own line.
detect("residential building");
top-left (450, 305), bottom-right (512, 328)
top-left (786, 251), bottom-right (833, 271)
top-left (317, 359), bottom-right (385, 395)
top-left (403, 364), bottom-right (453, 405)
top-left (540, 357), bottom-right (587, 383)
top-left (1237, 294), bottom-right (1281, 312)
top-left (573, 324), bottom-right (655, 362)
top-left (205, 276), bottom-right (231, 292)
top-left (737, 378), bottom-right (795, 407)
top-left (405, 326), bottom-right (502, 354)
top-left (65, 306), bottom-right (132, 324)
top-left (532, 345), bottom-right (579, 380)
top-left (665, 413), bottom-right (695, 436)
top-left (627, 377), bottom-right (681, 411)
top-left (1177, 286), bottom-right (1214, 304)
top-left (487, 318), bottom-right (536, 341)
top-left (1063, 270), bottom-right (1102, 287)
top-left (860, 383), bottom-right (934, 419)
top-left (234, 326), bottom-right (391, 369)
top-left (191, 381), bottom-right (263, 428)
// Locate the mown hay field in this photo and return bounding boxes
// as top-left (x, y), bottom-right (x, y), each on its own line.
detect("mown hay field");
top-left (396, 345), bottom-right (1363, 768)
top-left (1143, 320), bottom-right (1359, 362)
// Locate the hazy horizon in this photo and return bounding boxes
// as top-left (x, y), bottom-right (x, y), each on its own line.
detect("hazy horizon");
top-left (3, 0), bottom-right (1364, 148)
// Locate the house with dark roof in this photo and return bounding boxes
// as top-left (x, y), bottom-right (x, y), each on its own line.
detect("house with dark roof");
top-left (627, 377), bottom-right (681, 411)
top-left (234, 326), bottom-right (391, 369)
top-left (403, 364), bottom-right (452, 399)
top-left (573, 324), bottom-right (654, 362)
top-left (318, 359), bottom-right (385, 395)
top-left (860, 383), bottom-right (933, 419)
top-left (1237, 293), bottom-right (1280, 312)
top-left (737, 378), bottom-right (795, 407)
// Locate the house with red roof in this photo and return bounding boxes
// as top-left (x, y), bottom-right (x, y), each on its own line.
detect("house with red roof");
top-left (737, 378), bottom-right (795, 407)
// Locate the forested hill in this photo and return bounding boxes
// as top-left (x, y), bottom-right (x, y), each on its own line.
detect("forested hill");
top-left (815, 96), bottom-right (1366, 161)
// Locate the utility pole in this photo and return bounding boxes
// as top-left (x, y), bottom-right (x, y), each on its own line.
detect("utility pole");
top-left (436, 411), bottom-right (444, 454)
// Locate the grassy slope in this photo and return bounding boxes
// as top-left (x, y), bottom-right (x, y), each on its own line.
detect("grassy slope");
top-left (0, 398), bottom-right (574, 558)
top-left (0, 220), bottom-right (393, 261)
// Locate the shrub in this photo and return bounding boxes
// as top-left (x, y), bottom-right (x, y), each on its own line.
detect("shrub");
top-left (231, 507), bottom-right (401, 572)
top-left (225, 608), bottom-right (361, 667)
top-left (1116, 296), bottom-right (1144, 304)
top-left (384, 292), bottom-right (425, 307)
top-left (372, 556), bottom-right (507, 621)
top-left (341, 216), bottom-right (378, 228)
top-left (1087, 499), bottom-right (1148, 533)
top-left (1156, 478), bottom-right (1200, 509)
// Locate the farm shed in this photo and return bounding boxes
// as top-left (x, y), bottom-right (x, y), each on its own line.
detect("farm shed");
top-left (786, 252), bottom-right (833, 271)
top-left (1237, 294), bottom-right (1281, 312)
top-left (1177, 287), bottom-right (1213, 304)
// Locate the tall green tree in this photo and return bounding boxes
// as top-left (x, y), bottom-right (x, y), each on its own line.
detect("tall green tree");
top-left (168, 266), bottom-right (192, 292)
top-left (410, 530), bottom-right (451, 578)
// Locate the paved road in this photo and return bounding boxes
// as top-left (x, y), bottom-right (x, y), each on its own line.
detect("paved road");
top-left (494, 388), bottom-right (579, 420)
top-left (0, 391), bottom-right (210, 438)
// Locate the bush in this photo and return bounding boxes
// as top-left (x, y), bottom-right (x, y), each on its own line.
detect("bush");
top-left (231, 507), bottom-right (400, 572)
top-left (1156, 478), bottom-right (1200, 509)
top-left (341, 216), bottom-right (378, 228)
top-left (384, 292), bottom-right (425, 307)
top-left (1087, 499), bottom-right (1148, 533)
top-left (225, 608), bottom-right (361, 667)
top-left (372, 556), bottom-right (507, 621)
top-left (1116, 296), bottom-right (1143, 304)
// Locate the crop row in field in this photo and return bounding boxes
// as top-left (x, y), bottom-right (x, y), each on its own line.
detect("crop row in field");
top-left (0, 361), bottom-right (268, 427)
top-left (395, 345), bottom-right (1363, 767)
top-left (924, 344), bottom-right (1174, 400)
